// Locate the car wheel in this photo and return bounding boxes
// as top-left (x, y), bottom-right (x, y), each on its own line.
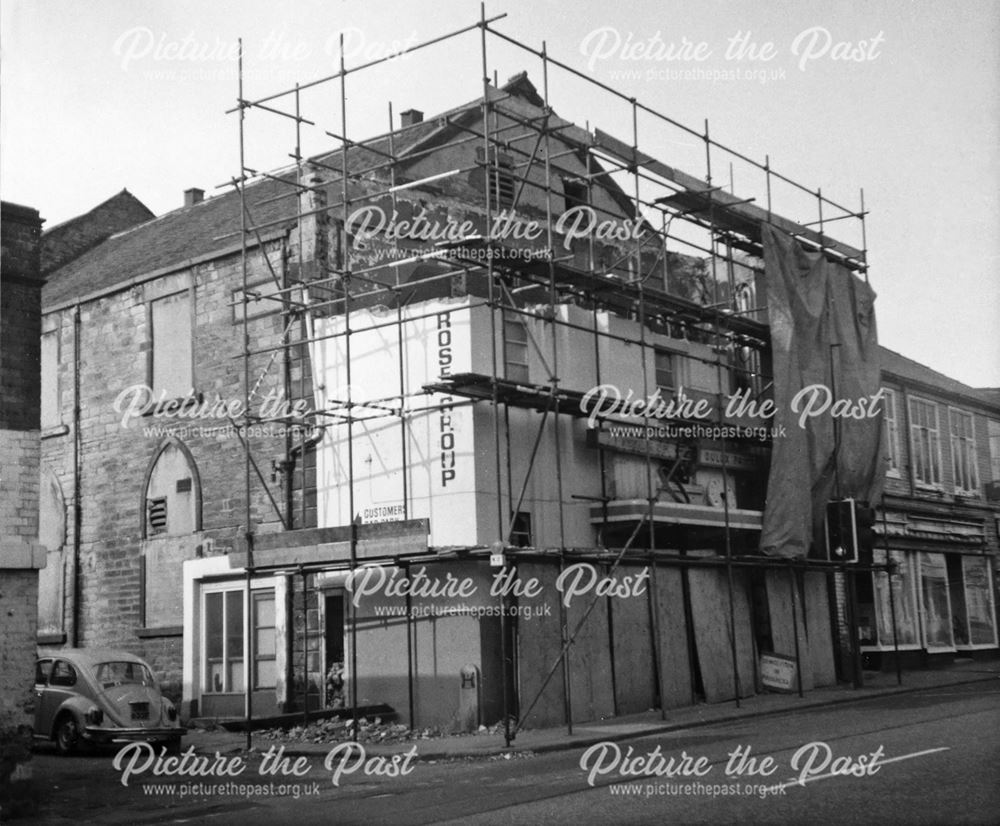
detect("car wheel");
top-left (55, 713), bottom-right (80, 756)
top-left (164, 737), bottom-right (182, 756)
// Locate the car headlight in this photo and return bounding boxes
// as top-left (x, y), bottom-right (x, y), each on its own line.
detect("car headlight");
top-left (85, 707), bottom-right (104, 725)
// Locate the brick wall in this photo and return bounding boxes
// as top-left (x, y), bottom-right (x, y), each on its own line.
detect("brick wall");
top-left (0, 568), bottom-right (39, 817)
top-left (1, 203), bottom-right (43, 432)
top-left (0, 571), bottom-right (40, 724)
top-left (0, 431), bottom-right (40, 541)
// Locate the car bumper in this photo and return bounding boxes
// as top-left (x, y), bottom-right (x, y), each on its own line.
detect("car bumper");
top-left (83, 726), bottom-right (186, 744)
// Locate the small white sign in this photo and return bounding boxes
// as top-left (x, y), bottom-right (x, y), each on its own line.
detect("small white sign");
top-left (490, 552), bottom-right (505, 568)
top-left (760, 652), bottom-right (797, 693)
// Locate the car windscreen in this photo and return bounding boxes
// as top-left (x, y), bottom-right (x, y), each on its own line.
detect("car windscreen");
top-left (94, 661), bottom-right (155, 689)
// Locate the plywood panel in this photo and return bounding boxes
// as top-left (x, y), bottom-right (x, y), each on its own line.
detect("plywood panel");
top-left (804, 571), bottom-right (836, 687)
top-left (732, 570), bottom-right (757, 698)
top-left (566, 584), bottom-right (615, 723)
top-left (765, 569), bottom-right (814, 691)
top-left (515, 562), bottom-right (567, 729)
top-left (653, 565), bottom-right (694, 709)
top-left (610, 563), bottom-right (656, 714)
top-left (689, 567), bottom-right (755, 703)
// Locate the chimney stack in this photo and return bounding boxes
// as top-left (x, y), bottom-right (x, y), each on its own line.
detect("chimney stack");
top-left (399, 109), bottom-right (423, 128)
top-left (184, 188), bottom-right (204, 207)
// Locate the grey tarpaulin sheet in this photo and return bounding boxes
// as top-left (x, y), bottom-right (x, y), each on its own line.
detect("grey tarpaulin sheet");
top-left (760, 224), bottom-right (885, 558)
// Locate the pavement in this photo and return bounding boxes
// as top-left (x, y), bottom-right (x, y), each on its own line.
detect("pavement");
top-left (182, 659), bottom-right (1000, 761)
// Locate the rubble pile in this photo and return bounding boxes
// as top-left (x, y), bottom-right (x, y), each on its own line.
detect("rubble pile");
top-left (257, 717), bottom-right (510, 745)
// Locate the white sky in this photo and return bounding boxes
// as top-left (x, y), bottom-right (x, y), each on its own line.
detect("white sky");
top-left (3, 0), bottom-right (998, 387)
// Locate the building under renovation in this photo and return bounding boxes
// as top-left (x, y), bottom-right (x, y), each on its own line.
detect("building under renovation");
top-left (36, 12), bottom-right (999, 737)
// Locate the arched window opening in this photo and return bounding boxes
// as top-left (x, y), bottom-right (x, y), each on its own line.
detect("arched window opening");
top-left (142, 440), bottom-right (201, 537)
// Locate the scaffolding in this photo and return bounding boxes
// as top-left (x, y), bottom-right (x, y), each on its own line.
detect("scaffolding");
top-left (224, 5), bottom-right (884, 747)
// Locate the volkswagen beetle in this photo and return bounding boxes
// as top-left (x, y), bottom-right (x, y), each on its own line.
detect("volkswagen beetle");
top-left (33, 649), bottom-right (185, 755)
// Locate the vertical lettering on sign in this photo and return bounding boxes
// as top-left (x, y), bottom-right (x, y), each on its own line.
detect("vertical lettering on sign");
top-left (437, 312), bottom-right (456, 487)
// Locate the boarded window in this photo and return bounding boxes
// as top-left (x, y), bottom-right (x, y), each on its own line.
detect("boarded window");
top-left (151, 291), bottom-right (193, 399)
top-left (41, 331), bottom-right (60, 428)
top-left (38, 469), bottom-right (67, 635)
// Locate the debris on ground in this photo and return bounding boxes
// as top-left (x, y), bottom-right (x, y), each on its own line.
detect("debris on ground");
top-left (255, 718), bottom-right (511, 745)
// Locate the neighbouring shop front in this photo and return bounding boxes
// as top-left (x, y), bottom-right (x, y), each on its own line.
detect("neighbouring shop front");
top-left (857, 510), bottom-right (998, 665)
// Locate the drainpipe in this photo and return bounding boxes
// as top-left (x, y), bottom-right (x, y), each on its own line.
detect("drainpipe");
top-left (72, 303), bottom-right (82, 647)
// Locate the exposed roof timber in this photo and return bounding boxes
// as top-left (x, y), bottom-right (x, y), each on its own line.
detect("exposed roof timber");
top-left (590, 129), bottom-right (866, 268)
top-left (439, 237), bottom-right (769, 341)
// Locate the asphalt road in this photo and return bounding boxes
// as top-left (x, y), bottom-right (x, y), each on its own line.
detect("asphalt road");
top-left (27, 679), bottom-right (1000, 826)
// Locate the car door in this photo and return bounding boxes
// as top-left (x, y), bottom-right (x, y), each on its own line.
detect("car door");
top-left (33, 658), bottom-right (55, 735)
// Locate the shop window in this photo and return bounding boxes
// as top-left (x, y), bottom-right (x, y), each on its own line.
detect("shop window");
top-left (142, 440), bottom-right (200, 537)
top-left (867, 549), bottom-right (919, 648)
top-left (41, 330), bottom-right (60, 428)
top-left (946, 555), bottom-right (998, 649)
top-left (918, 552), bottom-right (954, 651)
top-left (150, 291), bottom-right (193, 399)
top-left (883, 389), bottom-right (901, 476)
top-left (908, 397), bottom-right (942, 488)
top-left (960, 556), bottom-right (998, 647)
top-left (949, 409), bottom-right (979, 495)
top-left (504, 320), bottom-right (529, 383)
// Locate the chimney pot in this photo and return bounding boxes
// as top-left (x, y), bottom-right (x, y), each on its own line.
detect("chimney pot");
top-left (184, 188), bottom-right (204, 207)
top-left (399, 109), bottom-right (423, 128)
